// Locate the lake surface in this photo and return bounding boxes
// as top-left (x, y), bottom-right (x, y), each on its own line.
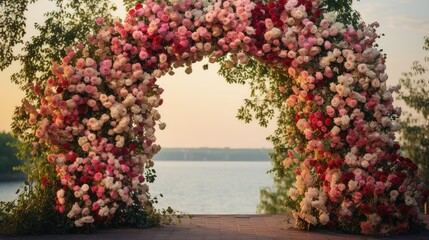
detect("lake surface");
top-left (0, 161), bottom-right (274, 214)
top-left (0, 181), bottom-right (23, 202)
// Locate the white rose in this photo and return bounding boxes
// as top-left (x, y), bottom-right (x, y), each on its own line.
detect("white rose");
top-left (58, 197), bottom-right (65, 205)
top-left (405, 196), bottom-right (416, 206)
top-left (381, 117), bottom-right (392, 127)
top-left (348, 180), bottom-right (358, 191)
top-left (341, 115), bottom-right (350, 125)
top-left (288, 188), bottom-right (299, 201)
top-left (74, 189), bottom-right (84, 198)
top-left (57, 189), bottom-right (65, 198)
top-left (345, 152), bottom-right (357, 165)
top-left (367, 214), bottom-right (381, 226)
top-left (81, 184), bottom-right (89, 192)
top-left (334, 117), bottom-right (342, 126)
top-left (331, 98), bottom-right (340, 108)
top-left (82, 216), bottom-right (94, 224)
top-left (110, 206), bottom-right (118, 215)
top-left (99, 206), bottom-right (110, 217)
top-left (371, 78), bottom-right (380, 88)
top-left (343, 77), bottom-right (354, 87)
top-left (305, 214), bottom-right (317, 225)
top-left (361, 160), bottom-right (369, 168)
top-left (336, 84), bottom-right (344, 95)
top-left (296, 119), bottom-right (307, 131)
top-left (87, 133), bottom-right (96, 141)
top-left (270, 27), bottom-right (282, 39)
top-left (82, 207), bottom-right (90, 216)
top-left (383, 92), bottom-right (393, 101)
top-left (307, 187), bottom-right (319, 198)
top-left (291, 9), bottom-right (305, 19)
top-left (319, 213), bottom-right (330, 225)
top-left (357, 63), bottom-right (368, 73)
top-left (390, 190), bottom-right (399, 201)
top-left (363, 153), bottom-right (373, 162)
top-left (74, 219), bottom-right (84, 227)
top-left (353, 168), bottom-right (362, 176)
top-left (324, 12), bottom-right (336, 23)
top-left (330, 82), bottom-right (337, 92)
top-left (330, 126), bottom-right (341, 135)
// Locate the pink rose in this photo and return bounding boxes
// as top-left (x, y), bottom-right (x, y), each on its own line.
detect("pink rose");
top-left (346, 98), bottom-right (358, 108)
top-left (177, 26), bottom-right (187, 36)
top-left (94, 172), bottom-right (103, 181)
top-left (360, 221), bottom-right (375, 235)
top-left (352, 192), bottom-right (362, 202)
top-left (331, 97), bottom-right (340, 108)
top-left (326, 105), bottom-right (336, 117)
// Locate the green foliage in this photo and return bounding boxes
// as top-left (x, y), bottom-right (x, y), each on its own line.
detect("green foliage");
top-left (218, 57), bottom-right (281, 127)
top-left (0, 0), bottom-right (36, 70)
top-left (110, 199), bottom-right (160, 229)
top-left (257, 175), bottom-right (293, 214)
top-left (322, 0), bottom-right (361, 28)
top-left (397, 36), bottom-right (429, 186)
top-left (0, 182), bottom-right (67, 235)
top-left (0, 132), bottom-right (21, 175)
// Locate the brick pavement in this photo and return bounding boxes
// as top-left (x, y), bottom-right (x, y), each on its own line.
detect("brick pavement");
top-left (2, 214), bottom-right (429, 240)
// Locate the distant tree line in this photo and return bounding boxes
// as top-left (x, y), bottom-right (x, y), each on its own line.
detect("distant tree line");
top-left (153, 148), bottom-right (271, 161)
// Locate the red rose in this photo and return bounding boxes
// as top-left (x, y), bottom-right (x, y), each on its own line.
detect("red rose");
top-left (152, 35), bottom-right (163, 49)
top-left (283, 58), bottom-right (292, 67)
top-left (306, 93), bottom-right (314, 101)
top-left (362, 186), bottom-right (374, 196)
top-left (295, 113), bottom-right (301, 122)
top-left (41, 176), bottom-right (49, 187)
top-left (398, 203), bottom-right (408, 214)
top-left (313, 9), bottom-right (322, 19)
top-left (361, 204), bottom-right (372, 215)
top-left (67, 151), bottom-right (77, 162)
top-left (78, 105), bottom-right (88, 114)
top-left (56, 87), bottom-right (63, 94)
top-left (325, 118), bottom-right (332, 126)
top-left (122, 147), bottom-right (129, 155)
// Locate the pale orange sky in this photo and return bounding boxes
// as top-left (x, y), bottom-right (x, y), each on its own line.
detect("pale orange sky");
top-left (1, 0), bottom-right (428, 148)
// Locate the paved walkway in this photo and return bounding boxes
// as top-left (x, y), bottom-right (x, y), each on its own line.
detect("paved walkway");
top-left (3, 214), bottom-right (429, 240)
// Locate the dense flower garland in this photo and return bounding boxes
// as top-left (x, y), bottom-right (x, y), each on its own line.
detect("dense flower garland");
top-left (26, 0), bottom-right (427, 235)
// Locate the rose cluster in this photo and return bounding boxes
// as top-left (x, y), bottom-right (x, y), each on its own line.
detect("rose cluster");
top-left (26, 0), bottom-right (427, 234)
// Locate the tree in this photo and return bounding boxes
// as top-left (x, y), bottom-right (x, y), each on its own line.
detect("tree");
top-left (397, 36), bottom-right (429, 187)
top-left (0, 131), bottom-right (21, 175)
top-left (0, 0), bottom-right (36, 70)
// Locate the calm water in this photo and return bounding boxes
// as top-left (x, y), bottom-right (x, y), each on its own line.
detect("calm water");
top-left (0, 181), bottom-right (23, 202)
top-left (0, 161), bottom-right (273, 214)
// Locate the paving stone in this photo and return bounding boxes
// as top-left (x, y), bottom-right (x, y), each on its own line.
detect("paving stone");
top-left (1, 214), bottom-right (428, 239)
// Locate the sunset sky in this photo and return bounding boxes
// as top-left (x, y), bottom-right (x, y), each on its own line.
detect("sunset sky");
top-left (0, 0), bottom-right (428, 148)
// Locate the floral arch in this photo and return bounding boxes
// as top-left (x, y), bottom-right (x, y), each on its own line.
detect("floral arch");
top-left (25, 0), bottom-right (427, 235)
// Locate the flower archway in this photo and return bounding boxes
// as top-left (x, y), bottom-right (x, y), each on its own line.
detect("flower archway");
top-left (27, 0), bottom-right (427, 235)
